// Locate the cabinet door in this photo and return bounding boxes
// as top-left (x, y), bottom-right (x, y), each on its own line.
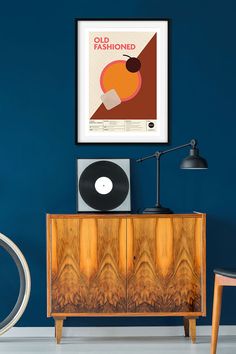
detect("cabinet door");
top-left (127, 217), bottom-right (203, 313)
top-left (50, 217), bottom-right (126, 313)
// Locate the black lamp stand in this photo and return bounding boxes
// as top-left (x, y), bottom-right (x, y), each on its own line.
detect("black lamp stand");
top-left (143, 153), bottom-right (173, 214)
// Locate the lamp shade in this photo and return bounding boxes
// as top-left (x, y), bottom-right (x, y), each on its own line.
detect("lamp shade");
top-left (180, 148), bottom-right (208, 169)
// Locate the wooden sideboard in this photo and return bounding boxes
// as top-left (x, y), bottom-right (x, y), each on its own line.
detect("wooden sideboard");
top-left (47, 213), bottom-right (206, 344)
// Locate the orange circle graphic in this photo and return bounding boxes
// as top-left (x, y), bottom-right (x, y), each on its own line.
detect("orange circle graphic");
top-left (100, 60), bottom-right (141, 102)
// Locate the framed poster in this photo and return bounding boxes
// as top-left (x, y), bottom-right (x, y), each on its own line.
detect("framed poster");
top-left (76, 19), bottom-right (168, 143)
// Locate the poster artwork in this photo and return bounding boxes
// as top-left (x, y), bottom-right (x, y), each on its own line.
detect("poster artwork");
top-left (89, 32), bottom-right (157, 133)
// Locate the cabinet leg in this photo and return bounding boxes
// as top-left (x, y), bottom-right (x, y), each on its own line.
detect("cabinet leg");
top-left (54, 317), bottom-right (66, 344)
top-left (189, 318), bottom-right (197, 344)
top-left (183, 317), bottom-right (189, 337)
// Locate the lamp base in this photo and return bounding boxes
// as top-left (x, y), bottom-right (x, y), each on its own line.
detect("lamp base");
top-left (143, 206), bottom-right (173, 214)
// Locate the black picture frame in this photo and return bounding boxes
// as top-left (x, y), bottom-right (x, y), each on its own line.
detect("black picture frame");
top-left (75, 18), bottom-right (170, 144)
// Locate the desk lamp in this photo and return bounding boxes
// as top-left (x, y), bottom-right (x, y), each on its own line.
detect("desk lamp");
top-left (137, 139), bottom-right (208, 214)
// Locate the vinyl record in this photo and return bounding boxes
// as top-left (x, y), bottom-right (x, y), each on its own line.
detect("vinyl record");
top-left (79, 160), bottom-right (129, 211)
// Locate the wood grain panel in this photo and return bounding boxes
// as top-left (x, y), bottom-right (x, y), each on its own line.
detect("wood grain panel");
top-left (127, 217), bottom-right (203, 313)
top-left (50, 218), bottom-right (126, 313)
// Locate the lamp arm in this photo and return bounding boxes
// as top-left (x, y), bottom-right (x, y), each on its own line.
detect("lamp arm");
top-left (136, 153), bottom-right (156, 163)
top-left (136, 139), bottom-right (196, 162)
top-left (160, 139), bottom-right (196, 157)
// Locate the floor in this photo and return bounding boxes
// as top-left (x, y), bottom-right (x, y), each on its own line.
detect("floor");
top-left (0, 336), bottom-right (235, 354)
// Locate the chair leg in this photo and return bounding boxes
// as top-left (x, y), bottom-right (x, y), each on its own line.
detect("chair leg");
top-left (211, 275), bottom-right (223, 354)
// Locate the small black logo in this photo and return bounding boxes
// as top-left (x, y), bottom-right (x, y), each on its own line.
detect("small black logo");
top-left (148, 122), bottom-right (154, 128)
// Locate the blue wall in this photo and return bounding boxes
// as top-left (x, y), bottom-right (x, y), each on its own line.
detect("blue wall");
top-left (0, 0), bottom-right (236, 327)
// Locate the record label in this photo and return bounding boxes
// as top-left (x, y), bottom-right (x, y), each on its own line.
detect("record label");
top-left (95, 176), bottom-right (113, 195)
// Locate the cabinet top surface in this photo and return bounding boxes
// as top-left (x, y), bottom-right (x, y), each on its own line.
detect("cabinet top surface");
top-left (47, 213), bottom-right (206, 219)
